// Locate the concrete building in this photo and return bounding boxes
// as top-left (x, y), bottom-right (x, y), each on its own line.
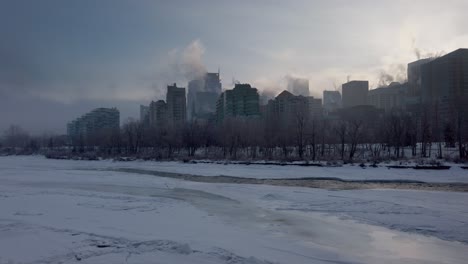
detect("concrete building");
top-left (368, 82), bottom-right (407, 112)
top-left (323, 90), bottom-right (342, 114)
top-left (166, 83), bottom-right (187, 123)
top-left (287, 77), bottom-right (309, 96)
top-left (216, 83), bottom-right (260, 122)
top-left (67, 108), bottom-right (120, 140)
top-left (342, 80), bottom-right (369, 108)
top-left (421, 48), bottom-right (468, 125)
top-left (148, 100), bottom-right (167, 127)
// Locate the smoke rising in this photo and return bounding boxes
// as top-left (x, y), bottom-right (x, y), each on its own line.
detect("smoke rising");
top-left (154, 40), bottom-right (208, 92)
top-left (176, 39), bottom-right (208, 80)
top-left (377, 64), bottom-right (407, 87)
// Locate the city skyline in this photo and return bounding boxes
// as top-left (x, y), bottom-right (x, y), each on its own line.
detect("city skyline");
top-left (1, 0), bottom-right (468, 133)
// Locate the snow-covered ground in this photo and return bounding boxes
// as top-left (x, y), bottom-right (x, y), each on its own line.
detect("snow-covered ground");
top-left (3, 155), bottom-right (468, 183)
top-left (0, 156), bottom-right (467, 263)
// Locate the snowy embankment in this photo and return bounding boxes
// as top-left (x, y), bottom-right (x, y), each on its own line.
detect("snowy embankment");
top-left (0, 156), bottom-right (467, 263)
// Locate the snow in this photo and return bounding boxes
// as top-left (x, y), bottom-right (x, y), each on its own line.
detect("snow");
top-left (0, 156), bottom-right (467, 263)
top-left (2, 156), bottom-right (468, 183)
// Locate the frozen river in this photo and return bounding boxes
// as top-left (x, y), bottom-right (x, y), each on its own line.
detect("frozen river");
top-left (0, 156), bottom-right (467, 263)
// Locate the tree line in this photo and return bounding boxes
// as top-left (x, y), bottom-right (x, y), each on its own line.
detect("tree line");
top-left (2, 107), bottom-right (467, 162)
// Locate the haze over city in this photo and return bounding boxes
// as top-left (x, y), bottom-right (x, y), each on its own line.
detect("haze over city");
top-left (2, 1), bottom-right (468, 264)
top-left (1, 0), bottom-right (468, 133)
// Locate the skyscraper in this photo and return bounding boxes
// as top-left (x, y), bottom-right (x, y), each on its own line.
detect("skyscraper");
top-left (421, 48), bottom-right (468, 125)
top-left (187, 72), bottom-right (222, 119)
top-left (204, 72), bottom-right (222, 94)
top-left (342, 80), bottom-right (369, 108)
top-left (187, 79), bottom-right (203, 120)
top-left (166, 83), bottom-right (187, 123)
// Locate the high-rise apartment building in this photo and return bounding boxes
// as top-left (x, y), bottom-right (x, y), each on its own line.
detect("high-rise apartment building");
top-left (67, 108), bottom-right (120, 140)
top-left (216, 83), bottom-right (259, 122)
top-left (166, 83), bottom-right (187, 123)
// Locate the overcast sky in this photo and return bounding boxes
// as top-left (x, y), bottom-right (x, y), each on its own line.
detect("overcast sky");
top-left (1, 0), bottom-right (467, 134)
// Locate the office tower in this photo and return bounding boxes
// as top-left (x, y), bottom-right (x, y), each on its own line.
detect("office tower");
top-left (342, 80), bottom-right (369, 108)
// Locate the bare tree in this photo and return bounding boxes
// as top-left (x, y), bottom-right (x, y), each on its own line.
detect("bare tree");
top-left (183, 120), bottom-right (202, 157)
top-left (347, 119), bottom-right (363, 161)
top-left (334, 120), bottom-right (347, 160)
top-left (3, 125), bottom-right (30, 149)
top-left (420, 104), bottom-right (432, 158)
top-left (293, 107), bottom-right (308, 159)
